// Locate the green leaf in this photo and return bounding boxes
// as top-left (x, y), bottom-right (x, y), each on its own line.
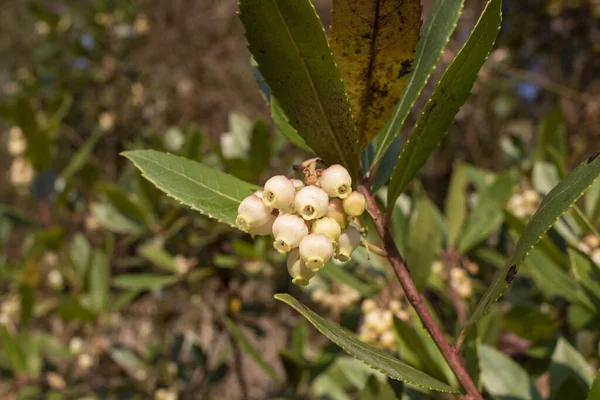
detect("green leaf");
top-left (112, 274), bottom-right (178, 291)
top-left (372, 0), bottom-right (464, 167)
top-left (88, 250), bottom-right (110, 313)
top-left (535, 106), bottom-right (567, 164)
top-left (239, 0), bottom-right (359, 175)
top-left (90, 202), bottom-right (145, 235)
top-left (248, 118), bottom-right (271, 180)
top-left (479, 344), bottom-right (539, 400)
top-left (225, 318), bottom-right (280, 382)
top-left (274, 294), bottom-right (456, 393)
top-left (502, 305), bottom-right (559, 342)
top-left (550, 338), bottom-right (594, 394)
top-left (60, 131), bottom-right (103, 182)
top-left (319, 262), bottom-right (381, 297)
top-left (586, 179), bottom-right (600, 226)
top-left (123, 150), bottom-right (259, 228)
top-left (101, 184), bottom-right (148, 226)
top-left (138, 242), bottom-right (178, 273)
top-left (457, 171), bottom-right (514, 254)
top-left (330, 0), bottom-right (422, 150)
top-left (587, 372), bottom-right (600, 400)
top-left (358, 375), bottom-right (398, 400)
top-left (462, 155), bottom-right (600, 338)
top-left (405, 192), bottom-right (442, 291)
top-left (70, 233), bottom-right (91, 284)
top-left (445, 163), bottom-right (469, 249)
top-left (0, 326), bottom-right (27, 372)
top-left (393, 317), bottom-right (454, 386)
top-left (569, 249), bottom-right (600, 307)
top-left (386, 0), bottom-right (501, 210)
top-left (271, 97), bottom-right (312, 152)
top-left (109, 346), bottom-right (149, 380)
top-left (57, 296), bottom-right (96, 322)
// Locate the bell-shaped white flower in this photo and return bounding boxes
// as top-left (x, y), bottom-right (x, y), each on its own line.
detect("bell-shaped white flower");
top-left (335, 226), bottom-right (361, 262)
top-left (294, 186), bottom-right (329, 220)
top-left (236, 194), bottom-right (273, 232)
top-left (248, 216), bottom-right (275, 237)
top-left (319, 164), bottom-right (352, 199)
top-left (287, 249), bottom-right (315, 286)
top-left (326, 198), bottom-right (348, 229)
top-left (272, 214), bottom-right (308, 253)
top-left (311, 217), bottom-right (341, 244)
top-left (262, 175), bottom-right (296, 209)
top-left (299, 233), bottom-right (333, 271)
top-left (342, 191), bottom-right (366, 217)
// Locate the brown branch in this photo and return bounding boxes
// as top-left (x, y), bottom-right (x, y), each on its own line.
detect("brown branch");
top-left (358, 181), bottom-right (482, 400)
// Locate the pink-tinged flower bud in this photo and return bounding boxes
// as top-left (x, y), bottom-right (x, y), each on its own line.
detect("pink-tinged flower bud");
top-left (291, 179), bottom-right (305, 191)
top-left (342, 191), bottom-right (366, 217)
top-left (319, 164), bottom-right (352, 199)
top-left (287, 249), bottom-right (315, 286)
top-left (311, 217), bottom-right (341, 244)
top-left (262, 175), bottom-right (296, 209)
top-left (272, 214), bottom-right (308, 253)
top-left (236, 194), bottom-right (273, 233)
top-left (335, 226), bottom-right (361, 261)
top-left (326, 199), bottom-right (348, 229)
top-left (294, 186), bottom-right (329, 220)
top-left (299, 233), bottom-right (334, 271)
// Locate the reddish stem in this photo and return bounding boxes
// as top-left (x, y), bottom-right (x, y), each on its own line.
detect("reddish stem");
top-left (359, 182), bottom-right (482, 400)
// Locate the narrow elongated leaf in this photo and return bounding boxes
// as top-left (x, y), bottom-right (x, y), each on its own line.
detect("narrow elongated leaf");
top-left (330, 0), bottom-right (422, 150)
top-left (275, 294), bottom-right (456, 392)
top-left (569, 249), bottom-right (600, 307)
top-left (88, 251), bottom-right (110, 313)
top-left (60, 130), bottom-right (103, 181)
top-left (123, 150), bottom-right (258, 228)
top-left (406, 192), bottom-right (443, 291)
top-left (386, 0), bottom-right (501, 210)
top-left (445, 163), bottom-right (468, 249)
top-left (225, 318), bottom-right (280, 382)
top-left (372, 0), bottom-right (464, 167)
top-left (457, 171), bottom-right (514, 253)
top-left (550, 338), bottom-right (594, 394)
top-left (463, 155), bottom-right (600, 337)
top-left (271, 97), bottom-right (312, 152)
top-left (112, 274), bottom-right (179, 291)
top-left (479, 345), bottom-right (539, 400)
top-left (239, 0), bottom-right (359, 174)
top-left (587, 373), bottom-right (600, 400)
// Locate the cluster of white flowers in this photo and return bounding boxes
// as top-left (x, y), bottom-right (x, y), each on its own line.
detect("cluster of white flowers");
top-left (507, 189), bottom-right (540, 219)
top-left (311, 283), bottom-right (361, 314)
top-left (5, 126), bottom-right (35, 190)
top-left (236, 164), bottom-right (366, 286)
top-left (578, 235), bottom-right (600, 267)
top-left (431, 260), bottom-right (475, 299)
top-left (358, 299), bottom-right (409, 351)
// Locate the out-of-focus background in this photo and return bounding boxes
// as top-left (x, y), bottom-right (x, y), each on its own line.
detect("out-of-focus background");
top-left (0, 1), bottom-right (599, 399)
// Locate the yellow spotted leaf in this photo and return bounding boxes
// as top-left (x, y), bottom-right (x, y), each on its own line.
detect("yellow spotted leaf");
top-left (331, 0), bottom-right (422, 150)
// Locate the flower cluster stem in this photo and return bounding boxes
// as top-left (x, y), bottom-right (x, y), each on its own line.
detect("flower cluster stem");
top-left (359, 182), bottom-right (482, 400)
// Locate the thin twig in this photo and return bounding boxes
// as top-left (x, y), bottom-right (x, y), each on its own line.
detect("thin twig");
top-left (360, 241), bottom-right (388, 258)
top-left (359, 181), bottom-right (482, 400)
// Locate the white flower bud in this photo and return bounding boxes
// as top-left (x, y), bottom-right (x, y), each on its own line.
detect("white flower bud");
top-left (335, 226), bottom-right (361, 262)
top-left (361, 299), bottom-right (377, 313)
top-left (583, 235), bottom-right (600, 249)
top-left (326, 199), bottom-right (348, 229)
top-left (592, 249), bottom-right (600, 267)
top-left (236, 194), bottom-right (273, 233)
top-left (7, 126), bottom-right (26, 156)
top-left (291, 179), bottom-right (305, 191)
top-left (319, 164), bottom-right (352, 199)
top-left (311, 217), bottom-right (341, 244)
top-left (248, 216), bottom-right (275, 237)
top-left (287, 249), bottom-right (315, 286)
top-left (299, 233), bottom-right (334, 271)
top-left (578, 242), bottom-right (591, 255)
top-left (253, 189), bottom-right (263, 198)
top-left (272, 214), bottom-right (308, 253)
top-left (262, 175), bottom-right (296, 209)
top-left (342, 191), bottom-right (366, 217)
top-left (380, 330), bottom-right (397, 349)
top-left (294, 186), bottom-right (329, 220)
top-left (523, 189), bottom-right (540, 205)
